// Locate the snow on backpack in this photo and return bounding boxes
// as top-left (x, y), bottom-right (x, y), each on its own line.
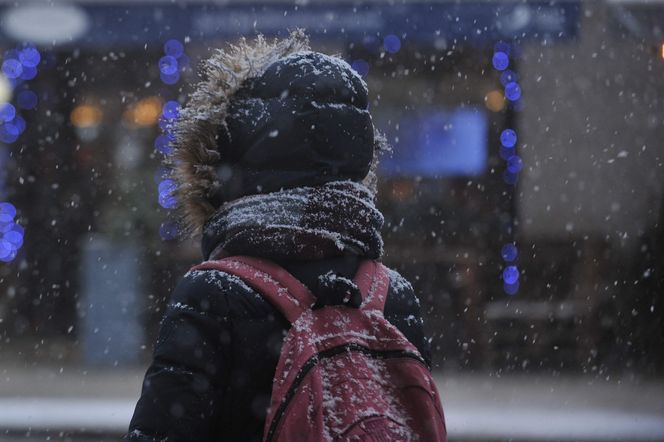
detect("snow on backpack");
top-left (194, 255), bottom-right (447, 442)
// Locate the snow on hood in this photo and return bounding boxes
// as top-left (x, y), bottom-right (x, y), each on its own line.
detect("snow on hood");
top-left (168, 29), bottom-right (387, 237)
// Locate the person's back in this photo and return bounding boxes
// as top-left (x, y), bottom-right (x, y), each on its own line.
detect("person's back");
top-left (128, 30), bottom-right (439, 441)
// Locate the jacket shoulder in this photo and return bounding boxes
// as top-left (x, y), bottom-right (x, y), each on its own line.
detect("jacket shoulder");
top-left (171, 267), bottom-right (273, 319)
top-left (384, 266), bottom-right (421, 310)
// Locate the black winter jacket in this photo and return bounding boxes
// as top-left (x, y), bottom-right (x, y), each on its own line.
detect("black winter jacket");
top-left (128, 254), bottom-right (429, 441)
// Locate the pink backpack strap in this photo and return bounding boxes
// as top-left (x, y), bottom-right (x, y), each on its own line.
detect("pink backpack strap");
top-left (191, 255), bottom-right (315, 324)
top-left (355, 260), bottom-right (391, 312)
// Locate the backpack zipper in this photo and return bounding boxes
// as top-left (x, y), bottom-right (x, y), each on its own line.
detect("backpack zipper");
top-left (265, 342), bottom-right (426, 442)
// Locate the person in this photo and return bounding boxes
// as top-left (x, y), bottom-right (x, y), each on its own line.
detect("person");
top-left (127, 30), bottom-right (432, 441)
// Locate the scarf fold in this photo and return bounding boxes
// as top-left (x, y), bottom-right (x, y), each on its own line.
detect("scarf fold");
top-left (201, 181), bottom-right (384, 261)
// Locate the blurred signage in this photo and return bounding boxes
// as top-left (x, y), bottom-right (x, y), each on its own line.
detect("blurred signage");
top-left (378, 107), bottom-right (488, 178)
top-left (0, 1), bottom-right (580, 47)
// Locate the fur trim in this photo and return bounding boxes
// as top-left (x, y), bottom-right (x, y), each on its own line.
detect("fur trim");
top-left (169, 29), bottom-right (310, 236)
top-left (169, 29), bottom-right (387, 237)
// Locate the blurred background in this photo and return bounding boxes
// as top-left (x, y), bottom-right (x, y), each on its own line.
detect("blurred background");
top-left (0, 0), bottom-right (663, 440)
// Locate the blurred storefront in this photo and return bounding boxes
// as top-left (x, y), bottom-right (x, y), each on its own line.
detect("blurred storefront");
top-left (0, 0), bottom-right (661, 377)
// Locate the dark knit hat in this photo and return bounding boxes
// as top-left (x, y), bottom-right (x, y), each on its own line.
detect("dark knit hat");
top-left (170, 30), bottom-right (385, 236)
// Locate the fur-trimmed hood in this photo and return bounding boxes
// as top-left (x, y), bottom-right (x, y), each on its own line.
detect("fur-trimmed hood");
top-left (169, 30), bottom-right (385, 237)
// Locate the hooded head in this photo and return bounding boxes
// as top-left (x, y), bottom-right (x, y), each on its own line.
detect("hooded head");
top-left (170, 30), bottom-right (386, 236)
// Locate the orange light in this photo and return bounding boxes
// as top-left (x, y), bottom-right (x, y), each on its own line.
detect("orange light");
top-left (71, 104), bottom-right (103, 128)
top-left (390, 179), bottom-right (415, 203)
top-left (485, 90), bottom-right (505, 112)
top-left (124, 97), bottom-right (162, 127)
top-left (661, 43), bottom-right (664, 59)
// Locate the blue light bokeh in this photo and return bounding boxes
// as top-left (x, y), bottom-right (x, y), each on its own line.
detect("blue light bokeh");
top-left (12, 116), bottom-right (26, 134)
top-left (18, 47), bottom-right (41, 68)
top-left (502, 265), bottom-right (519, 284)
top-left (17, 90), bottom-right (38, 110)
top-left (493, 41), bottom-right (511, 56)
top-left (351, 59), bottom-right (369, 77)
top-left (383, 34), bottom-right (401, 54)
top-left (0, 202), bottom-right (24, 262)
top-left (500, 128), bottom-right (517, 148)
top-left (0, 202), bottom-right (16, 222)
top-left (500, 69), bottom-right (518, 86)
top-left (20, 66), bottom-right (37, 81)
top-left (499, 146), bottom-right (516, 160)
top-left (507, 155), bottom-right (524, 173)
top-left (492, 51), bottom-right (509, 71)
top-left (164, 40), bottom-right (184, 59)
top-left (505, 81), bottom-right (522, 101)
top-left (501, 243), bottom-right (518, 262)
top-left (3, 49), bottom-right (19, 62)
top-left (162, 100), bottom-right (180, 120)
top-left (158, 179), bottom-right (177, 209)
top-left (158, 179), bottom-right (176, 196)
top-left (0, 123), bottom-right (19, 143)
top-left (0, 103), bottom-right (16, 122)
top-left (503, 280), bottom-right (519, 295)
top-left (0, 245), bottom-right (16, 262)
top-left (159, 194), bottom-right (177, 209)
top-left (154, 134), bottom-right (174, 155)
top-left (159, 56), bottom-right (178, 75)
top-left (159, 220), bottom-right (179, 241)
top-left (2, 59), bottom-right (23, 79)
top-left (153, 167), bottom-right (170, 184)
top-left (160, 71), bottom-right (180, 85)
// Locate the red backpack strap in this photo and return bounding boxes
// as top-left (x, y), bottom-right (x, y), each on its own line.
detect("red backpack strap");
top-left (355, 260), bottom-right (391, 312)
top-left (191, 255), bottom-right (315, 324)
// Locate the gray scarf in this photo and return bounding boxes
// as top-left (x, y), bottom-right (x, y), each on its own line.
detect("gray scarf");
top-left (201, 181), bottom-right (384, 261)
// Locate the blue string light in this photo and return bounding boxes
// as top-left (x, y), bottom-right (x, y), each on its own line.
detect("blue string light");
top-left (19, 66), bottom-right (37, 81)
top-left (0, 123), bottom-right (19, 143)
top-left (383, 34), bottom-right (401, 54)
top-left (12, 115), bottom-right (26, 134)
top-left (17, 90), bottom-right (38, 110)
top-left (504, 81), bottom-right (522, 101)
top-left (158, 178), bottom-right (176, 196)
top-left (499, 146), bottom-right (515, 160)
top-left (506, 155), bottom-right (523, 173)
top-left (492, 51), bottom-right (509, 71)
top-left (155, 39), bottom-right (187, 240)
top-left (493, 41), bottom-right (511, 56)
top-left (2, 59), bottom-right (23, 79)
top-left (500, 70), bottom-right (518, 86)
top-left (163, 40), bottom-right (184, 59)
top-left (0, 202), bottom-right (16, 223)
top-left (159, 220), bottom-right (179, 241)
top-left (18, 47), bottom-right (40, 68)
top-left (153, 166), bottom-right (170, 184)
top-left (0, 103), bottom-right (16, 122)
top-left (502, 265), bottom-right (519, 285)
top-left (162, 100), bottom-right (179, 120)
top-left (501, 243), bottom-right (518, 262)
top-left (160, 71), bottom-right (180, 85)
top-left (0, 203), bottom-right (24, 262)
top-left (500, 128), bottom-right (517, 148)
top-left (351, 59), bottom-right (369, 77)
top-left (158, 55), bottom-right (178, 76)
top-left (503, 280), bottom-right (519, 296)
top-left (491, 41), bottom-right (523, 294)
top-left (0, 44), bottom-right (41, 263)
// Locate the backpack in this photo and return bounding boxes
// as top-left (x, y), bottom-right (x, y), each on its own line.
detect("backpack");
top-left (193, 255), bottom-right (447, 442)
